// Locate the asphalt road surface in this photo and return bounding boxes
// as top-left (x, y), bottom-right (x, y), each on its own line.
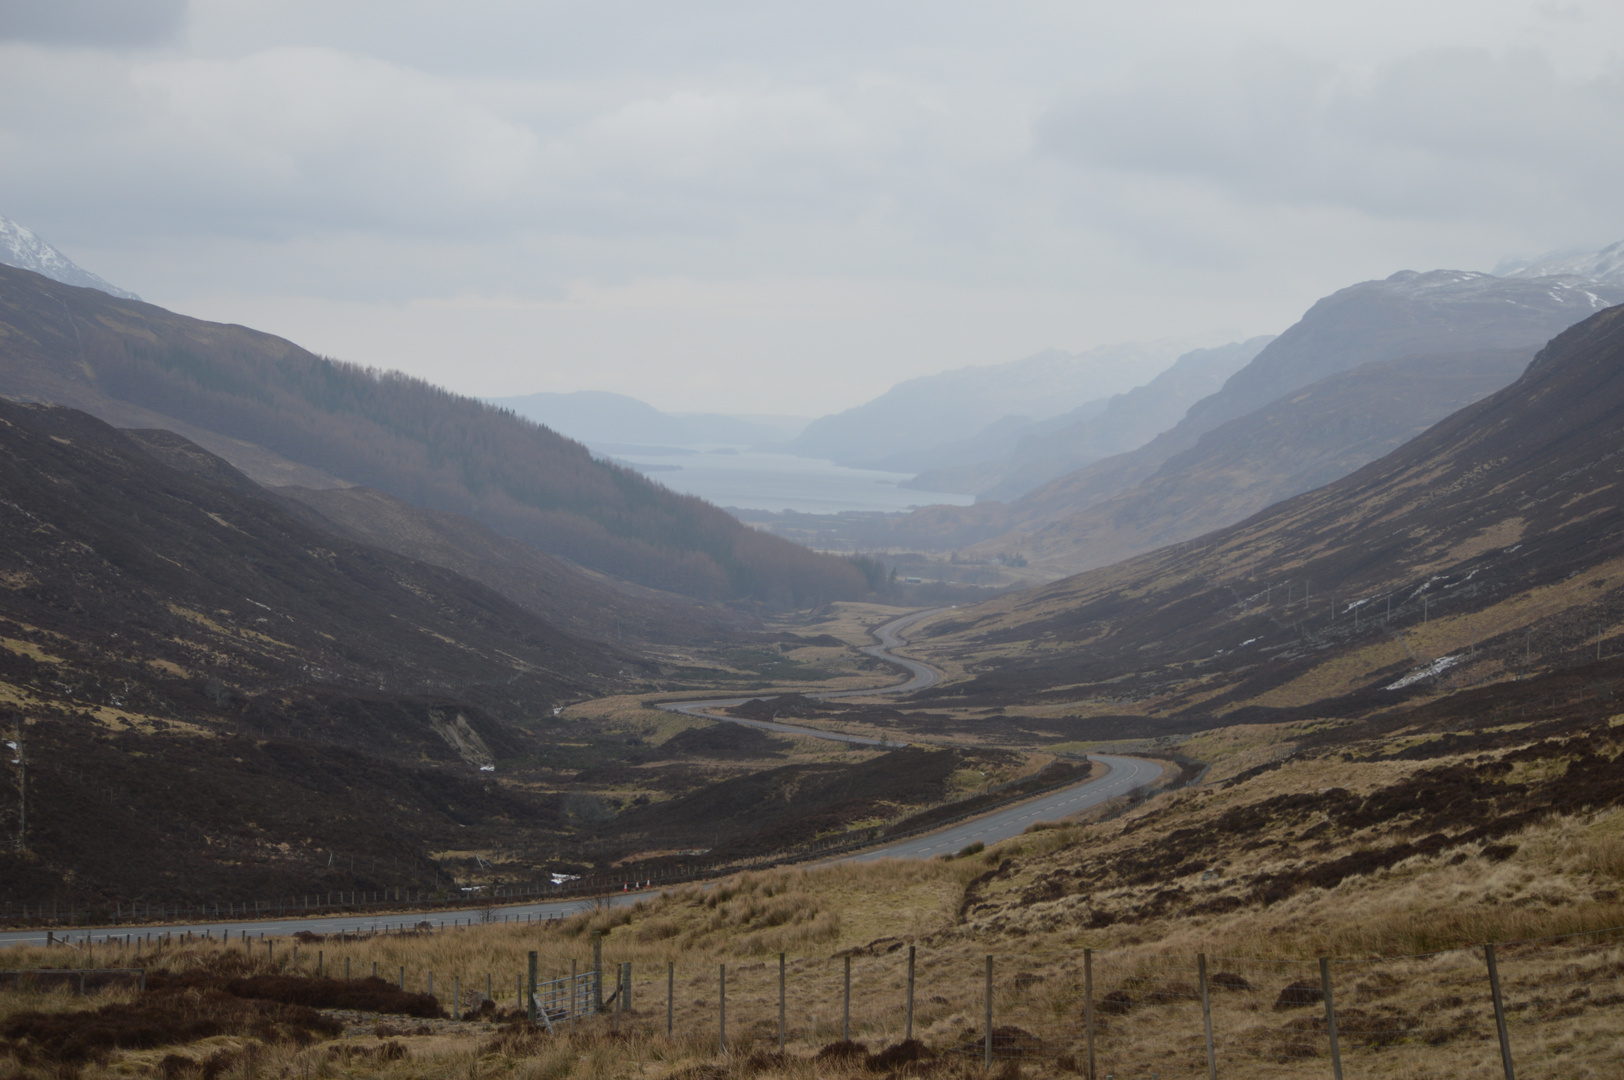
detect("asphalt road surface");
top-left (656, 607), bottom-right (950, 744)
top-left (846, 753), bottom-right (1163, 861)
top-left (825, 606), bottom-right (948, 697)
top-left (0, 755), bottom-right (1161, 948)
top-left (0, 610), bottom-right (1163, 948)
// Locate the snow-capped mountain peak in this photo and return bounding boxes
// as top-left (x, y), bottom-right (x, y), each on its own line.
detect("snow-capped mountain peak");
top-left (1496, 240), bottom-right (1624, 285)
top-left (0, 215), bottom-right (140, 300)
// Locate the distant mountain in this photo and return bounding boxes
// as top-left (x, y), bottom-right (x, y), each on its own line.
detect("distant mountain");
top-left (905, 337), bottom-right (1274, 499)
top-left (1497, 239), bottom-right (1624, 283)
top-left (894, 405), bottom-right (1110, 488)
top-left (915, 301), bottom-right (1624, 719)
top-left (0, 263), bottom-right (868, 605)
top-left (0, 213), bottom-right (140, 300)
top-left (488, 389), bottom-right (806, 448)
top-left (784, 339), bottom-right (1216, 472)
top-left (969, 346), bottom-right (1536, 573)
top-left (880, 268), bottom-right (1624, 562)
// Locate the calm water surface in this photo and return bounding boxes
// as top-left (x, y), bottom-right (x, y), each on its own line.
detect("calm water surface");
top-left (607, 448), bottom-right (974, 515)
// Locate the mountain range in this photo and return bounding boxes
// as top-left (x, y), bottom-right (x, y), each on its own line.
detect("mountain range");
top-left (913, 299), bottom-right (1624, 719)
top-left (871, 266), bottom-right (1624, 574)
top-left (5, 217), bottom-right (1624, 915)
top-left (1497, 239), bottom-right (1624, 282)
top-left (783, 338), bottom-right (1221, 472)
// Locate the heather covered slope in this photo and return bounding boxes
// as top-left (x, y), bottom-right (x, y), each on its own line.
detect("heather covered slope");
top-left (0, 401), bottom-right (632, 728)
top-left (0, 264), bottom-right (866, 605)
top-left (0, 400), bottom-right (637, 902)
top-left (912, 303), bottom-right (1624, 714)
top-left (0, 403), bottom-right (1031, 905)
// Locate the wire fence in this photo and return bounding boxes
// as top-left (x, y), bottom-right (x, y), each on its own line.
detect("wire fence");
top-left (0, 968), bottom-right (145, 994)
top-left (575, 926), bottom-right (1624, 1077)
top-left (11, 921), bottom-right (1622, 1075)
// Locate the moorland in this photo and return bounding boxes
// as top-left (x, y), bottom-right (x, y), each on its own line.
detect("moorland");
top-left (2, 262), bottom-right (1624, 1079)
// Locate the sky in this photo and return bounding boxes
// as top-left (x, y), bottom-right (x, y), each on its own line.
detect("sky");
top-left (2, 0), bottom-right (1622, 416)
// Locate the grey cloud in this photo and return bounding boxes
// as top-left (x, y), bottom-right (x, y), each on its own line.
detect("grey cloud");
top-left (1036, 48), bottom-right (1624, 223)
top-left (0, 0), bottom-right (187, 46)
top-left (0, 44), bottom-right (985, 263)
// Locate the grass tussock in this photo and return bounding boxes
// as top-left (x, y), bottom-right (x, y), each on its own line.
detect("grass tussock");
top-left (1, 983), bottom-right (339, 1064)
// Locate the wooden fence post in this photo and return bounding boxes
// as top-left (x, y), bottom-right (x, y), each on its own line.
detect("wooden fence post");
top-left (905, 945), bottom-right (916, 1042)
top-left (778, 952), bottom-right (787, 1053)
top-left (528, 952), bottom-right (538, 1026)
top-left (1198, 953), bottom-right (1216, 1080)
top-left (1319, 958), bottom-right (1343, 1080)
top-left (843, 955), bottom-right (852, 1042)
top-left (592, 932), bottom-right (603, 1012)
top-left (1083, 948), bottom-right (1096, 1080)
top-left (719, 963), bottom-right (727, 1055)
top-left (668, 961), bottom-right (675, 1037)
top-left (1485, 943), bottom-right (1516, 1080)
top-left (983, 955), bottom-right (993, 1072)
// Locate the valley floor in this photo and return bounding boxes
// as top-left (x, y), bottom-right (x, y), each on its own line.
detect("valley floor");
top-left (4, 700), bottom-right (1621, 1079)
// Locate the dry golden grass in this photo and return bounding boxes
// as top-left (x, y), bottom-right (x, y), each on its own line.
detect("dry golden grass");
top-left (7, 729), bottom-right (1624, 1079)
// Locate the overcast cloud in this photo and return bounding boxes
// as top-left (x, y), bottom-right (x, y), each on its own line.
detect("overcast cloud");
top-left (1, 1), bottom-right (1620, 414)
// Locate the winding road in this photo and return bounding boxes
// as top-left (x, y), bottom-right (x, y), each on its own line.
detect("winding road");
top-left (0, 609), bottom-right (1161, 947)
top-left (655, 607), bottom-right (950, 744)
top-left (657, 609), bottom-right (1161, 861)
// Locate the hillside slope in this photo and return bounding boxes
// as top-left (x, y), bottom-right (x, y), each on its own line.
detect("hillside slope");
top-left (971, 345), bottom-right (1535, 574)
top-left (913, 303), bottom-right (1624, 717)
top-left (906, 337), bottom-right (1273, 498)
top-left (272, 483), bottom-right (755, 646)
top-left (0, 400), bottom-right (656, 903)
top-left (880, 269), bottom-right (1623, 558)
top-left (0, 401), bottom-right (637, 732)
top-left (785, 340), bottom-right (1195, 471)
top-left (0, 264), bottom-right (865, 605)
